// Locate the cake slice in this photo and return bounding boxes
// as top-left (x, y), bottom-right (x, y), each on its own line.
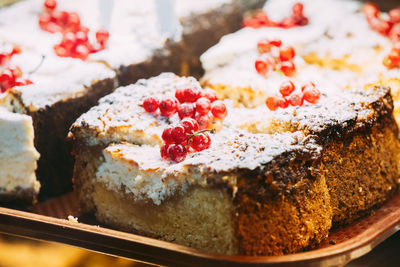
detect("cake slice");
top-left (70, 73), bottom-right (400, 255)
top-left (0, 107), bottom-right (40, 204)
top-left (0, 0), bottom-right (265, 199)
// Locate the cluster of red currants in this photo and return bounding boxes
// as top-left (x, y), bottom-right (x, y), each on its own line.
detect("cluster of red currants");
top-left (142, 87), bottom-right (228, 162)
top-left (255, 39), bottom-right (296, 77)
top-left (38, 0), bottom-right (109, 61)
top-left (243, 2), bottom-right (308, 29)
top-left (362, 3), bottom-right (400, 69)
top-left (265, 80), bottom-right (320, 111)
top-left (0, 45), bottom-right (32, 93)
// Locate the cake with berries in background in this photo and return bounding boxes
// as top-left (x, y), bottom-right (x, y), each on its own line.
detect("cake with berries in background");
top-left (0, 0), bottom-right (265, 200)
top-left (69, 72), bottom-right (400, 255)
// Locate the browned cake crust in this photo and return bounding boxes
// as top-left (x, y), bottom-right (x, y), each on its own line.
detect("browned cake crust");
top-left (70, 72), bottom-right (400, 256)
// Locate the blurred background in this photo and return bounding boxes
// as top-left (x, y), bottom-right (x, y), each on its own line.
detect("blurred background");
top-left (0, 231), bottom-right (398, 266)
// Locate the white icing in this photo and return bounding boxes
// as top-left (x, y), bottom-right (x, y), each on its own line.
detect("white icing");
top-left (0, 107), bottom-right (40, 193)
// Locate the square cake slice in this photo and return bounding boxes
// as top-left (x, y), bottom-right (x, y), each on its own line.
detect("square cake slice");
top-left (70, 73), bottom-right (400, 255)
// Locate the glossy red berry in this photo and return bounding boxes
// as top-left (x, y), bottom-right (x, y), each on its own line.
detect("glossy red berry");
top-left (54, 44), bottom-right (68, 57)
top-left (201, 88), bottom-right (218, 102)
top-left (162, 126), bottom-right (174, 144)
top-left (75, 44), bottom-right (90, 60)
top-left (159, 98), bottom-right (178, 116)
top-left (292, 2), bottom-right (304, 15)
top-left (44, 0), bottom-right (57, 11)
top-left (191, 133), bottom-right (211, 152)
top-left (363, 3), bottom-right (379, 18)
top-left (196, 97), bottom-right (211, 115)
top-left (278, 96), bottom-right (289, 109)
top-left (303, 86), bottom-right (321, 104)
top-left (175, 88), bottom-right (185, 103)
top-left (143, 97), bottom-right (159, 113)
top-left (265, 96), bottom-right (280, 111)
top-left (160, 143), bottom-right (170, 160)
top-left (301, 82), bottom-right (316, 92)
top-left (61, 32), bottom-right (77, 50)
top-left (75, 31), bottom-right (88, 44)
top-left (0, 69), bottom-right (15, 92)
top-left (368, 17), bottom-right (392, 36)
top-left (279, 46), bottom-right (295, 61)
top-left (383, 52), bottom-right (400, 69)
top-left (195, 113), bottom-right (212, 130)
top-left (279, 80), bottom-right (295, 96)
top-left (96, 29), bottom-right (109, 45)
top-left (389, 8), bottom-right (400, 24)
top-left (167, 144), bottom-right (187, 162)
top-left (288, 92), bottom-right (304, 106)
top-left (211, 100), bottom-right (227, 119)
top-left (389, 23), bottom-right (400, 42)
top-left (255, 54), bottom-right (275, 76)
top-left (257, 39), bottom-right (272, 54)
top-left (181, 118), bottom-right (199, 134)
top-left (171, 125), bottom-right (187, 144)
top-left (178, 103), bottom-right (196, 119)
top-left (182, 88), bottom-right (201, 103)
top-left (280, 60), bottom-right (296, 76)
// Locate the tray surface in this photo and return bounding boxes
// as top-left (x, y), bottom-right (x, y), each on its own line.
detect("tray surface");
top-left (0, 192), bottom-right (399, 266)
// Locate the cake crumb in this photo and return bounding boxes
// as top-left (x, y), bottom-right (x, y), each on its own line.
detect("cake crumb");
top-left (67, 215), bottom-right (78, 223)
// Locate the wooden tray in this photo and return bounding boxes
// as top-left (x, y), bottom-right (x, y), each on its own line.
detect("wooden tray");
top-left (0, 192), bottom-right (399, 266)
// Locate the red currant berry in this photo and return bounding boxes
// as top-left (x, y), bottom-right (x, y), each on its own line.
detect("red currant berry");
top-left (278, 96), bottom-right (289, 108)
top-left (383, 52), bottom-right (400, 69)
top-left (303, 86), bottom-right (321, 104)
top-left (265, 95), bottom-right (280, 111)
top-left (255, 54), bottom-right (275, 76)
top-left (191, 133), bottom-right (211, 152)
top-left (96, 29), bottom-right (109, 45)
top-left (257, 39), bottom-right (272, 54)
top-left (0, 69), bottom-right (15, 92)
top-left (270, 39), bottom-right (282, 47)
top-left (143, 97), bottom-right (159, 113)
top-left (11, 45), bottom-right (21, 56)
top-left (196, 97), bottom-right (211, 115)
top-left (44, 0), bottom-right (57, 12)
top-left (201, 88), bottom-right (218, 102)
top-left (389, 8), bottom-right (400, 24)
top-left (178, 103), bottom-right (196, 119)
top-left (171, 125), bottom-right (187, 144)
top-left (195, 113), bottom-right (212, 130)
top-left (292, 2), bottom-right (304, 15)
top-left (159, 98), bottom-right (178, 116)
top-left (280, 60), bottom-right (296, 76)
top-left (74, 44), bottom-right (90, 60)
top-left (182, 88), bottom-right (201, 103)
top-left (288, 92), bottom-right (304, 106)
top-left (211, 100), bottom-right (227, 119)
top-left (363, 3), bottom-right (379, 18)
top-left (175, 88), bottom-right (185, 103)
top-left (167, 144), bottom-right (187, 162)
top-left (61, 32), bottom-right (77, 50)
top-left (368, 17), bottom-right (392, 36)
top-left (67, 12), bottom-right (81, 31)
top-left (279, 46), bottom-right (295, 61)
top-left (160, 143), bottom-right (170, 160)
top-left (181, 118), bottom-right (199, 134)
top-left (54, 44), bottom-right (68, 57)
top-left (301, 82), bottom-right (316, 92)
top-left (162, 126), bottom-right (174, 144)
top-left (75, 31), bottom-right (88, 44)
top-left (389, 23), bottom-right (400, 43)
top-left (279, 80), bottom-right (295, 96)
